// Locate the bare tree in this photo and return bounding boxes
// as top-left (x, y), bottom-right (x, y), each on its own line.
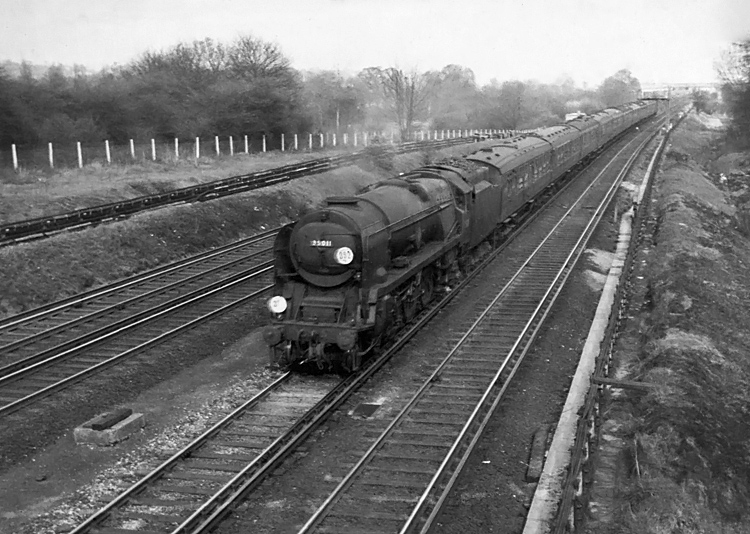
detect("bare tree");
top-left (228, 36), bottom-right (292, 81)
top-left (192, 38), bottom-right (227, 75)
top-left (359, 67), bottom-right (433, 140)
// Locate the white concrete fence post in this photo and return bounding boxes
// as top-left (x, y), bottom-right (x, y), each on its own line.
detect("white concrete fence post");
top-left (151, 139), bottom-right (156, 161)
top-left (229, 136), bottom-right (234, 156)
top-left (129, 139), bottom-right (135, 160)
top-left (77, 141), bottom-right (83, 168)
top-left (319, 133), bottom-right (324, 148)
top-left (294, 134), bottom-right (298, 151)
top-left (244, 135), bottom-right (249, 154)
top-left (195, 137), bottom-right (200, 160)
top-left (48, 142), bottom-right (54, 168)
top-left (11, 144), bottom-right (18, 170)
top-left (215, 135), bottom-right (220, 156)
top-left (106, 140), bottom-right (111, 164)
top-left (281, 133), bottom-right (285, 151)
top-left (174, 138), bottom-right (179, 160)
top-left (262, 135), bottom-right (267, 153)
top-left (308, 133), bottom-right (313, 150)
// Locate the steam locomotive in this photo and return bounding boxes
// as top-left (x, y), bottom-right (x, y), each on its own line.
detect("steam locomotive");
top-left (263, 100), bottom-right (658, 371)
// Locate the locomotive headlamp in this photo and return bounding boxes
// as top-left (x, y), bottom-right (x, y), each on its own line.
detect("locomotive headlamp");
top-left (334, 246), bottom-right (354, 265)
top-left (267, 296), bottom-right (288, 314)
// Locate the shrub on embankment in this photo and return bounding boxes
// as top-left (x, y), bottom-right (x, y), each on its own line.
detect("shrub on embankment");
top-left (0, 142), bottom-right (489, 319)
top-left (618, 117), bottom-right (750, 532)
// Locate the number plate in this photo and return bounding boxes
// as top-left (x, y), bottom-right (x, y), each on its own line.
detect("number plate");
top-left (310, 239), bottom-right (332, 247)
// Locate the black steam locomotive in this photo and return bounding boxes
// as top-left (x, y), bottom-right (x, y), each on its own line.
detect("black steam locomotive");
top-left (263, 100), bottom-right (658, 371)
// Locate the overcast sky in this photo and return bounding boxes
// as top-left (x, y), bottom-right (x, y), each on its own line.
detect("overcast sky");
top-left (2, 0), bottom-right (749, 87)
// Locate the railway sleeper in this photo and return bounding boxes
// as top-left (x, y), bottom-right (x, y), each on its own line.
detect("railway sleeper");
top-left (385, 438), bottom-right (453, 448)
top-left (182, 459), bottom-right (247, 472)
top-left (423, 390), bottom-right (483, 401)
top-left (153, 484), bottom-right (219, 496)
top-left (127, 496), bottom-right (200, 508)
top-left (358, 472), bottom-right (432, 486)
top-left (391, 426), bottom-right (461, 437)
top-left (366, 464), bottom-right (436, 475)
top-left (219, 428), bottom-right (277, 440)
top-left (210, 439), bottom-right (269, 450)
top-left (94, 527), bottom-right (165, 534)
top-left (187, 450), bottom-right (257, 462)
top-left (369, 449), bottom-right (446, 461)
top-left (226, 425), bottom-right (285, 437)
top-left (409, 407), bottom-right (474, 418)
top-left (163, 470), bottom-right (232, 482)
top-left (113, 510), bottom-right (189, 524)
top-left (327, 507), bottom-right (410, 520)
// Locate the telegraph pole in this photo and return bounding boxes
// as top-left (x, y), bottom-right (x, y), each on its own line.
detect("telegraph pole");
top-left (667, 85), bottom-right (672, 130)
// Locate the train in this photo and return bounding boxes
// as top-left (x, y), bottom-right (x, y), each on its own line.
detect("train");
top-left (262, 99), bottom-right (658, 371)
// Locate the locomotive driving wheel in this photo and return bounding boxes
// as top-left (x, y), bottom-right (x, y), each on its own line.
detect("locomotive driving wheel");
top-left (419, 268), bottom-right (435, 307)
top-left (343, 346), bottom-right (362, 373)
top-left (402, 274), bottom-right (420, 323)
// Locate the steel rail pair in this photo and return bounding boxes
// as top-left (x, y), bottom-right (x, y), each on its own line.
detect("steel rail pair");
top-left (0, 265), bottom-right (273, 417)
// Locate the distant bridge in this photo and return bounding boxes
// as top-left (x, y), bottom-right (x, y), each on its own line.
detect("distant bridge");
top-left (640, 82), bottom-right (720, 95)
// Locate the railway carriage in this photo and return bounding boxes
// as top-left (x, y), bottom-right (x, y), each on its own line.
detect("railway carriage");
top-left (566, 115), bottom-right (603, 156)
top-left (533, 125), bottom-right (585, 178)
top-left (263, 100), bottom-right (658, 371)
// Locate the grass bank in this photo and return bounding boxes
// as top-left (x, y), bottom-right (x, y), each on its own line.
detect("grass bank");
top-left (595, 114), bottom-right (750, 533)
top-left (0, 146), bottom-right (360, 225)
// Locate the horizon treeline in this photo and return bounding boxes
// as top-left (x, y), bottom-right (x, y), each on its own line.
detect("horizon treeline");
top-left (0, 35), bottom-right (644, 149)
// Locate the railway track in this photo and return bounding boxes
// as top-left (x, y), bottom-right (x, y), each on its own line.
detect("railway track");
top-left (64, 123), bottom-right (660, 534)
top-left (64, 236), bottom-right (518, 533)
top-left (0, 228), bottom-right (280, 417)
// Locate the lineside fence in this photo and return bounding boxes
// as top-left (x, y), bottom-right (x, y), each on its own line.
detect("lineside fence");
top-left (2, 128), bottom-right (521, 171)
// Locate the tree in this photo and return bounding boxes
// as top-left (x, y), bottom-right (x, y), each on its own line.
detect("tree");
top-left (427, 65), bottom-right (480, 129)
top-left (124, 35), bottom-right (305, 139)
top-left (598, 69), bottom-right (641, 107)
top-left (0, 67), bottom-right (35, 145)
top-left (492, 80), bottom-right (526, 129)
top-left (301, 71), bottom-right (365, 132)
top-left (358, 67), bottom-right (434, 139)
top-left (228, 36), bottom-right (293, 83)
top-left (717, 40), bottom-right (750, 142)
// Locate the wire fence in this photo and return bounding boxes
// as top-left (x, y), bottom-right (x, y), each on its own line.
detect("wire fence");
top-left (1, 128), bottom-right (518, 171)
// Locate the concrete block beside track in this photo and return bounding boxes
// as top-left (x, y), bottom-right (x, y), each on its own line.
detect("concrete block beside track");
top-left (74, 411), bottom-right (146, 446)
